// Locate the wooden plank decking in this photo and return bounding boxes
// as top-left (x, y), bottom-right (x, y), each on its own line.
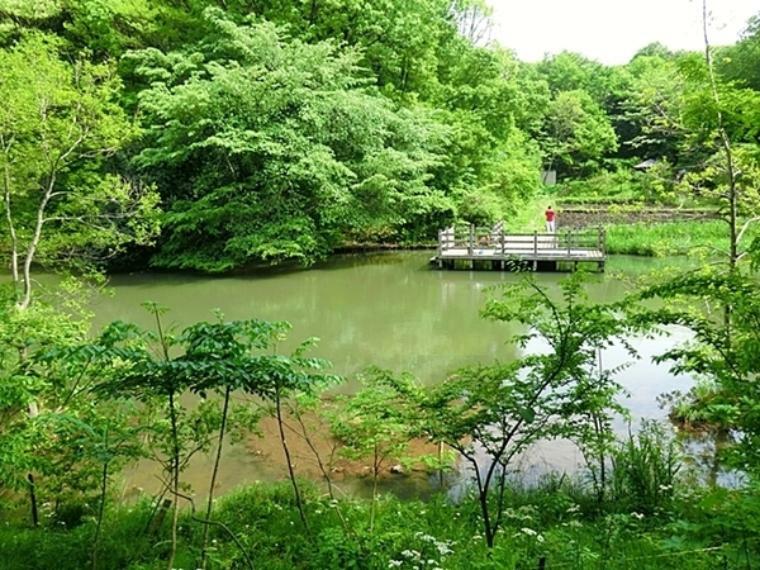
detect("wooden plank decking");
top-left (431, 223), bottom-right (606, 272)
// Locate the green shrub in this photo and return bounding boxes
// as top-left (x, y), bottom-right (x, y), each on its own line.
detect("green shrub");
top-left (610, 422), bottom-right (680, 516)
top-left (559, 169), bottom-right (647, 205)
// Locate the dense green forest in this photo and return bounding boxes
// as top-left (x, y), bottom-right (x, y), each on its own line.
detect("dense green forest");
top-left (1, 1), bottom-right (760, 569)
top-left (1, 0), bottom-right (758, 271)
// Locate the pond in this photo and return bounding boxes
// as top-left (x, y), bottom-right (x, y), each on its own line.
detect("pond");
top-left (93, 252), bottom-right (695, 500)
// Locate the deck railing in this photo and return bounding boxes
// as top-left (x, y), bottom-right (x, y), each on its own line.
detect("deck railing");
top-left (437, 223), bottom-right (606, 257)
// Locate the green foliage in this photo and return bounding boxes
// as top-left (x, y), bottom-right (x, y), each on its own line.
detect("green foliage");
top-left (0, 32), bottom-right (159, 261)
top-left (604, 220), bottom-right (760, 257)
top-left (610, 421), bottom-right (680, 515)
top-left (677, 144), bottom-right (760, 221)
top-left (131, 9), bottom-right (451, 270)
top-left (537, 51), bottom-right (627, 108)
top-left (330, 372), bottom-right (415, 471)
top-left (0, 286), bottom-right (88, 487)
top-left (559, 168), bottom-right (647, 204)
top-left (720, 14), bottom-right (760, 91)
top-left (0, 1), bottom-right (760, 567)
top-left (621, 54), bottom-right (686, 162)
top-left (390, 274), bottom-right (633, 547)
top-left (0, 0), bottom-right (758, 264)
top-left (540, 90), bottom-right (619, 177)
top-left (635, 269), bottom-right (760, 476)
top-left (0, 480), bottom-right (757, 569)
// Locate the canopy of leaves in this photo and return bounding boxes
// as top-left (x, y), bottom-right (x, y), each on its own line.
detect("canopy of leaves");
top-left (0, 32), bottom-right (159, 273)
top-left (132, 9), bottom-right (452, 270)
top-left (540, 90), bottom-right (619, 177)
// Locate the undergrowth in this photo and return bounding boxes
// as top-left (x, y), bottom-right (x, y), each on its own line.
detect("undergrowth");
top-left (1, 476), bottom-right (758, 569)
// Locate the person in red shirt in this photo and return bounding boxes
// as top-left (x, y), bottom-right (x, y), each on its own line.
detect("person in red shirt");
top-left (545, 206), bottom-right (556, 233)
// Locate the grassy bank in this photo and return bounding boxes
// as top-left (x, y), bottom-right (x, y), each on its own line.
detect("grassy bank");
top-left (509, 188), bottom-right (751, 259)
top-left (2, 478), bottom-right (758, 569)
top-left (604, 220), bottom-right (732, 257)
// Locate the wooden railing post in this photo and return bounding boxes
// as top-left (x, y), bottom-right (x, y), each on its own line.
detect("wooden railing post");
top-left (567, 230), bottom-right (572, 255)
top-left (437, 229), bottom-right (442, 257)
top-left (533, 230), bottom-right (538, 256)
top-left (501, 226), bottom-right (505, 256)
top-left (468, 224), bottom-right (474, 255)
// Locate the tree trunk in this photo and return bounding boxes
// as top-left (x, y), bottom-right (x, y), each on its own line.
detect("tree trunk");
top-left (275, 389), bottom-right (309, 532)
top-left (146, 498), bottom-right (172, 537)
top-left (200, 385), bottom-right (231, 570)
top-left (1, 143), bottom-right (19, 289)
top-left (701, 0), bottom-right (738, 336)
top-left (167, 390), bottom-right (180, 570)
top-left (437, 441), bottom-right (445, 488)
top-left (19, 173), bottom-right (56, 310)
top-left (293, 411), bottom-right (336, 500)
top-left (471, 461), bottom-right (495, 548)
top-left (479, 489), bottom-right (494, 548)
top-left (369, 445), bottom-right (379, 533)
top-left (92, 459), bottom-right (109, 570)
top-left (27, 473), bottom-right (39, 527)
top-left (150, 308), bottom-right (180, 570)
top-left (24, 352), bottom-right (40, 526)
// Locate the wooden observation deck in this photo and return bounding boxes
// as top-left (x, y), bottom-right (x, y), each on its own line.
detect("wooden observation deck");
top-left (432, 223), bottom-right (606, 272)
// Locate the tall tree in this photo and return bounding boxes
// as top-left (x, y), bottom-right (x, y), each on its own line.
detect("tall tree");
top-left (0, 33), bottom-right (158, 307)
top-left (540, 89), bottom-right (619, 177)
top-left (132, 9), bottom-right (449, 270)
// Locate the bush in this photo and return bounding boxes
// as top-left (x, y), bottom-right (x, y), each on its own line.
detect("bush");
top-left (557, 161), bottom-right (681, 206)
top-left (610, 421), bottom-right (680, 516)
top-left (559, 169), bottom-right (647, 204)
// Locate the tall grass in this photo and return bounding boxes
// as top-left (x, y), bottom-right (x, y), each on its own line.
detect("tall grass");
top-left (605, 220), bottom-right (746, 257)
top-left (610, 421), bottom-right (681, 515)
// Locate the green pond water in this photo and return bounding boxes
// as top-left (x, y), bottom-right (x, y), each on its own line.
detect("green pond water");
top-left (91, 252), bottom-right (694, 499)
